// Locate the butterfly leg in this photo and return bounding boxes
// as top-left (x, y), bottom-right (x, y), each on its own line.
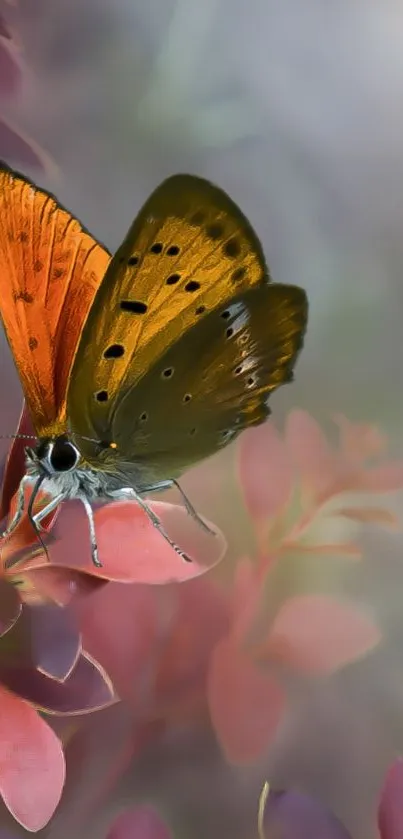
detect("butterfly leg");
top-left (78, 495), bottom-right (102, 568)
top-left (139, 479), bottom-right (216, 536)
top-left (108, 487), bottom-right (192, 562)
top-left (1, 474), bottom-right (33, 537)
top-left (32, 493), bottom-right (65, 531)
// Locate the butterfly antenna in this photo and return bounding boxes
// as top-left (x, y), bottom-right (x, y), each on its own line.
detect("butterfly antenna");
top-left (0, 433), bottom-right (38, 441)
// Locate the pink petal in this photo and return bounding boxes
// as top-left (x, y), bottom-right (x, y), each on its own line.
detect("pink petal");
top-left (338, 506), bottom-right (399, 527)
top-left (107, 806), bottom-right (172, 839)
top-left (0, 17), bottom-right (13, 40)
top-left (286, 410), bottom-right (336, 497)
top-left (266, 595), bottom-right (381, 675)
top-left (0, 685), bottom-right (65, 830)
top-left (77, 583), bottom-right (160, 703)
top-left (237, 423), bottom-right (294, 521)
top-left (334, 414), bottom-right (387, 463)
top-left (207, 635), bottom-right (285, 763)
top-left (350, 462), bottom-right (403, 493)
top-left (0, 40), bottom-right (21, 96)
top-left (43, 499), bottom-right (226, 583)
top-left (378, 759), bottom-right (403, 839)
top-left (19, 565), bottom-right (107, 606)
top-left (0, 116), bottom-right (57, 173)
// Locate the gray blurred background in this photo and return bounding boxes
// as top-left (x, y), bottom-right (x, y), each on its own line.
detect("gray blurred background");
top-left (1, 2), bottom-right (403, 838)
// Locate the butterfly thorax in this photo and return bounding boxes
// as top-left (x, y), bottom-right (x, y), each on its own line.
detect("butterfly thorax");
top-left (26, 435), bottom-right (114, 501)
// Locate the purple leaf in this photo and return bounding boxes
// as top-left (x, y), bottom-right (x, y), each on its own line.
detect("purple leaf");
top-left (262, 789), bottom-right (352, 839)
top-left (0, 652), bottom-right (115, 713)
top-left (0, 579), bottom-right (21, 637)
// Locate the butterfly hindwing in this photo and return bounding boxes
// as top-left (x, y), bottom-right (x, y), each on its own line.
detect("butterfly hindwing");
top-left (0, 163), bottom-right (110, 437)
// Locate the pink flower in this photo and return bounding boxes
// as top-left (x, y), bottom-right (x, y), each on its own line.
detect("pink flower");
top-left (0, 404), bottom-right (226, 830)
top-left (206, 411), bottom-right (402, 764)
top-left (238, 409), bottom-right (403, 558)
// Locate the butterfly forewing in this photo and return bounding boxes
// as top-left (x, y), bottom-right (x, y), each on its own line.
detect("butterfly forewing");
top-left (68, 175), bottom-right (269, 438)
top-left (67, 174), bottom-right (308, 479)
top-left (0, 164), bottom-right (110, 437)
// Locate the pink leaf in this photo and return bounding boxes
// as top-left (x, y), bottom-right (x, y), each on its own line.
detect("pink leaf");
top-left (207, 635), bottom-right (285, 764)
top-left (43, 499), bottom-right (226, 583)
top-left (266, 595), bottom-right (381, 675)
top-left (378, 759), bottom-right (403, 839)
top-left (0, 685), bottom-right (65, 830)
top-left (107, 806), bottom-right (172, 839)
top-left (286, 410), bottom-right (336, 497)
top-left (237, 423), bottom-right (294, 521)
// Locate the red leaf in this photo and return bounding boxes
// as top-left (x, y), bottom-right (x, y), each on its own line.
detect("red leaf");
top-left (207, 635), bottom-right (285, 764)
top-left (0, 685), bottom-right (65, 830)
top-left (266, 595), bottom-right (381, 674)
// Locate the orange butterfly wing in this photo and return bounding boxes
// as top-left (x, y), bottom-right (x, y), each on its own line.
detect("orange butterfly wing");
top-left (0, 164), bottom-right (111, 437)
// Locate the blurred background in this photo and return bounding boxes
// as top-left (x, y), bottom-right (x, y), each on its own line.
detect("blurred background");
top-left (1, 1), bottom-right (403, 838)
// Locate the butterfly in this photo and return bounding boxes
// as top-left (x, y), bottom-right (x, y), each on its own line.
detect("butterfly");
top-left (0, 162), bottom-right (308, 566)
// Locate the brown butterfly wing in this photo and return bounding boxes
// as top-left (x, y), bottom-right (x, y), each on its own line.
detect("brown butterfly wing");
top-left (67, 175), bottom-right (307, 480)
top-left (0, 163), bottom-right (111, 437)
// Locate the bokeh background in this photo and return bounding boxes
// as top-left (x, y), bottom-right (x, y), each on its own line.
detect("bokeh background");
top-left (1, 1), bottom-right (403, 838)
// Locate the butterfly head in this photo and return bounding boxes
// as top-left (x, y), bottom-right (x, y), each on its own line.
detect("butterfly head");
top-left (27, 435), bottom-right (81, 477)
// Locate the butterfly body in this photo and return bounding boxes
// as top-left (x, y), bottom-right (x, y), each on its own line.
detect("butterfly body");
top-left (0, 163), bottom-right (308, 566)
